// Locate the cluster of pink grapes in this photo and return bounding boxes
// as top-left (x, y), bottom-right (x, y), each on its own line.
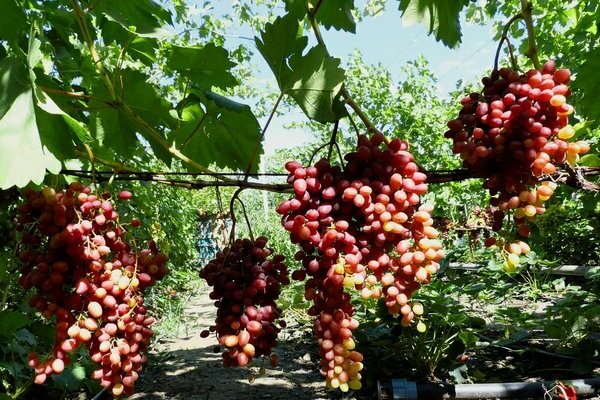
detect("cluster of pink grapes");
top-left (17, 183), bottom-right (167, 398)
top-left (200, 237), bottom-right (289, 368)
top-left (277, 133), bottom-right (444, 391)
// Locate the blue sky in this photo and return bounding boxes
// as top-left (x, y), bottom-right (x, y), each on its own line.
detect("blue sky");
top-left (196, 2), bottom-right (497, 155)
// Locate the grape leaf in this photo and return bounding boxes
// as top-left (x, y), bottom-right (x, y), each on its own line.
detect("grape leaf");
top-left (0, 59), bottom-right (60, 189)
top-left (255, 14), bottom-right (346, 122)
top-left (574, 47), bottom-right (600, 126)
top-left (166, 44), bottom-right (238, 90)
top-left (53, 364), bottom-right (87, 391)
top-left (0, 312), bottom-right (31, 338)
top-left (90, 69), bottom-right (173, 164)
top-left (318, 0), bottom-right (357, 33)
top-left (580, 154), bottom-right (600, 167)
top-left (100, 20), bottom-right (158, 66)
top-left (397, 0), bottom-right (469, 48)
top-left (0, 0), bottom-right (27, 44)
top-left (173, 92), bottom-right (262, 173)
top-left (255, 14), bottom-right (308, 88)
top-left (283, 0), bottom-right (357, 33)
top-left (92, 0), bottom-right (172, 39)
top-left (283, 0), bottom-right (307, 19)
top-left (34, 90), bottom-right (92, 160)
top-left (287, 45), bottom-right (346, 122)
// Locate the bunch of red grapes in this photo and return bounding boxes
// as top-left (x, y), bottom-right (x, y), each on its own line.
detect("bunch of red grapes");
top-left (16, 183), bottom-right (168, 398)
top-left (199, 237), bottom-right (289, 368)
top-left (277, 133), bottom-right (445, 391)
top-left (445, 61), bottom-right (589, 241)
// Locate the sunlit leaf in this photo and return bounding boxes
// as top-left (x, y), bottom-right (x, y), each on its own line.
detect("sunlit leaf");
top-left (574, 47), bottom-right (600, 126)
top-left (166, 44), bottom-right (237, 90)
top-left (174, 92), bottom-right (262, 173)
top-left (93, 0), bottom-right (173, 39)
top-left (0, 59), bottom-right (60, 189)
top-left (397, 0), bottom-right (469, 48)
top-left (0, 0), bottom-right (27, 44)
top-left (255, 14), bottom-right (346, 122)
top-left (89, 69), bottom-right (173, 164)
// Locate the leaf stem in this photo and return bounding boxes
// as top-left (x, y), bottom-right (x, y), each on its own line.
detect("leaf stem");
top-left (71, 0), bottom-right (116, 100)
top-left (243, 92), bottom-right (284, 181)
top-left (307, 10), bottom-right (384, 138)
top-left (310, 0), bottom-right (324, 17)
top-left (74, 148), bottom-right (134, 172)
top-left (494, 14), bottom-right (524, 71)
top-left (340, 86), bottom-right (383, 137)
top-left (118, 103), bottom-right (223, 176)
top-left (520, 0), bottom-right (541, 70)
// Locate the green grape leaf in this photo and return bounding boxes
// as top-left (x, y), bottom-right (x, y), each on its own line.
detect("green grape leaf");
top-left (35, 89), bottom-right (92, 159)
top-left (318, 0), bottom-right (357, 33)
top-left (287, 44), bottom-right (346, 122)
top-left (574, 47), bottom-right (600, 126)
top-left (255, 14), bottom-right (308, 88)
top-left (100, 20), bottom-right (158, 66)
top-left (283, 0), bottom-right (356, 32)
top-left (92, 0), bottom-right (173, 39)
top-left (397, 0), bottom-right (469, 48)
top-left (166, 43), bottom-right (238, 90)
top-left (283, 0), bottom-right (307, 19)
top-left (255, 14), bottom-right (346, 122)
top-left (90, 69), bottom-right (173, 165)
top-left (0, 312), bottom-right (31, 338)
top-left (579, 154), bottom-right (600, 167)
top-left (129, 37), bottom-right (159, 66)
top-left (0, 59), bottom-right (60, 189)
top-left (174, 91), bottom-right (262, 173)
top-left (0, 0), bottom-right (27, 44)
top-left (53, 364), bottom-right (87, 391)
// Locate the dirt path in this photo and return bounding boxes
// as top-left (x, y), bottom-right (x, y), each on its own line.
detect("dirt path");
top-left (129, 288), bottom-right (340, 400)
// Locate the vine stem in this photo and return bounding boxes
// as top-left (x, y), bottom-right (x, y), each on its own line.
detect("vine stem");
top-left (119, 103), bottom-right (224, 177)
top-left (236, 197), bottom-right (254, 241)
top-left (61, 166), bottom-right (600, 192)
top-left (521, 0), bottom-right (541, 70)
top-left (228, 188), bottom-right (245, 242)
top-left (494, 14), bottom-right (524, 71)
top-left (72, 0), bottom-right (116, 100)
top-left (244, 92), bottom-right (284, 181)
top-left (307, 10), bottom-right (384, 138)
top-left (71, 0), bottom-right (226, 179)
top-left (309, 0), bottom-right (324, 17)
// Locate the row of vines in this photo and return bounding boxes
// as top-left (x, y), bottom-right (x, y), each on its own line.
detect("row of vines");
top-left (1, 0), bottom-right (600, 399)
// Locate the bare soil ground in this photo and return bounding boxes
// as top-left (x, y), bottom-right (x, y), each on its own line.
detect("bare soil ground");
top-left (128, 289), bottom-right (348, 400)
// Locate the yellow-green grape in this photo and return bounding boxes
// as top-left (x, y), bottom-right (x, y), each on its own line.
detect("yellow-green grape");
top-left (558, 125), bottom-right (575, 139)
top-left (507, 253), bottom-right (520, 266)
top-left (412, 302), bottom-right (424, 316)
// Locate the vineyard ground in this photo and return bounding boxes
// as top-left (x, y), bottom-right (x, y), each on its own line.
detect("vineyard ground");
top-left (128, 286), bottom-right (600, 400)
top-left (48, 283), bottom-right (600, 400)
top-left (128, 287), bottom-right (352, 400)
